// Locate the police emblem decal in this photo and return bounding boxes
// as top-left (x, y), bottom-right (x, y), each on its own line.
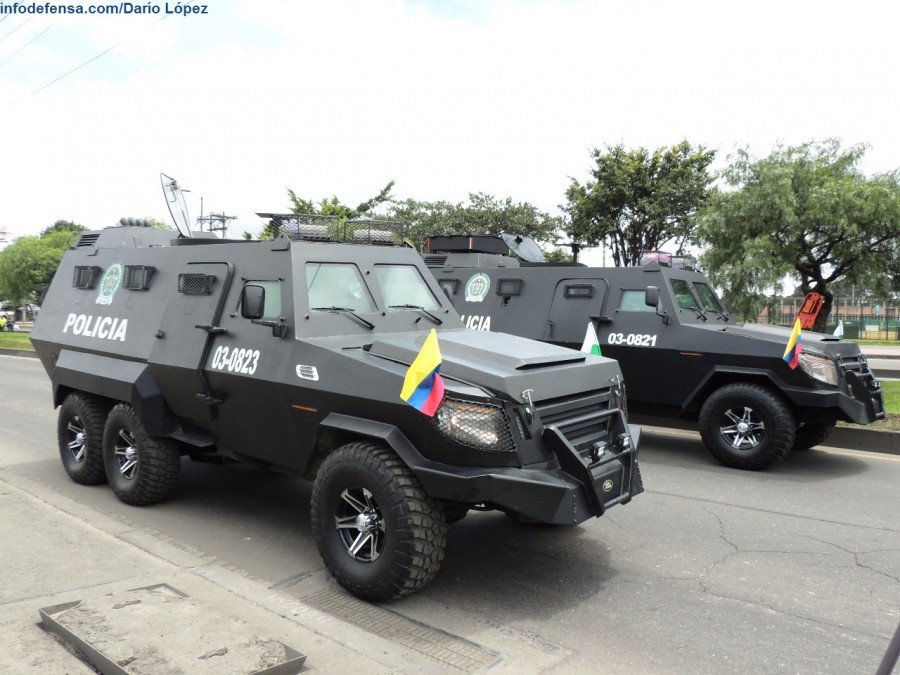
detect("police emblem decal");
top-left (96, 263), bottom-right (123, 306)
top-left (464, 273), bottom-right (490, 303)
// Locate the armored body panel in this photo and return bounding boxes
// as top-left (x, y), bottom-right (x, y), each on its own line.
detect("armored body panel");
top-left (32, 225), bottom-right (642, 601)
top-left (426, 235), bottom-right (885, 470)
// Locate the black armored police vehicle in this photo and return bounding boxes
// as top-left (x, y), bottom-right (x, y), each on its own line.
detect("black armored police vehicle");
top-left (29, 195), bottom-right (642, 602)
top-left (424, 234), bottom-right (885, 471)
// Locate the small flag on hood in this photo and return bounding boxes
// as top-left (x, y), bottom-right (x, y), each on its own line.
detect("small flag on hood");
top-left (783, 318), bottom-right (803, 369)
top-left (833, 320), bottom-right (844, 338)
top-left (400, 328), bottom-right (445, 416)
top-left (581, 322), bottom-right (602, 356)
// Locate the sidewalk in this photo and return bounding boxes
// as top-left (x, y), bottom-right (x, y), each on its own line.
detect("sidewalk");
top-left (0, 467), bottom-right (512, 674)
top-left (861, 344), bottom-right (900, 359)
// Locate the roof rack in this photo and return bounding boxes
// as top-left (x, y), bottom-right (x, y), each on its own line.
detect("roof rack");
top-left (256, 213), bottom-right (407, 246)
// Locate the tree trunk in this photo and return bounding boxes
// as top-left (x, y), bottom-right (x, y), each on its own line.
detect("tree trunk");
top-left (812, 287), bottom-right (833, 333)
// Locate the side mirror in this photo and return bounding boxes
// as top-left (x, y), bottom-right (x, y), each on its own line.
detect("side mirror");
top-left (241, 284), bottom-right (265, 319)
top-left (645, 285), bottom-right (669, 325)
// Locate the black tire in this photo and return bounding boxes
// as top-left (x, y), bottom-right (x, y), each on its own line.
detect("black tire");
top-left (311, 441), bottom-right (447, 602)
top-left (102, 403), bottom-right (181, 506)
top-left (698, 383), bottom-right (795, 470)
top-left (57, 392), bottom-right (111, 485)
top-left (792, 421), bottom-right (834, 451)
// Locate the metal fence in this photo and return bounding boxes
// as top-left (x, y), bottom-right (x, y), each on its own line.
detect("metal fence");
top-left (757, 296), bottom-right (900, 339)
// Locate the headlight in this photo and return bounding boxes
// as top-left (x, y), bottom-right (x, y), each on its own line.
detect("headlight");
top-left (434, 398), bottom-right (515, 452)
top-left (798, 352), bottom-right (839, 385)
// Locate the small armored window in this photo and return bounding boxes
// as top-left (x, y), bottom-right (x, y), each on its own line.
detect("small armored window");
top-left (243, 280), bottom-right (282, 319)
top-left (564, 284), bottom-right (593, 299)
top-left (438, 278), bottom-right (459, 296)
top-left (497, 278), bottom-right (522, 296)
top-left (123, 265), bottom-right (154, 291)
top-left (178, 273), bottom-right (216, 295)
top-left (619, 289), bottom-right (655, 312)
top-left (73, 266), bottom-right (102, 289)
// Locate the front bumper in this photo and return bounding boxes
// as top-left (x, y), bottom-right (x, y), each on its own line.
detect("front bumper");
top-left (413, 423), bottom-right (642, 525)
top-left (786, 370), bottom-right (885, 425)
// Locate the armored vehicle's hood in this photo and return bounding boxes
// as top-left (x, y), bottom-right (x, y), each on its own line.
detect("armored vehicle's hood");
top-left (367, 329), bottom-right (621, 403)
top-left (691, 323), bottom-right (863, 358)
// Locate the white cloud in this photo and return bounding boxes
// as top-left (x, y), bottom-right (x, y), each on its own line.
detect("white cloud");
top-left (1, 0), bottom-right (899, 241)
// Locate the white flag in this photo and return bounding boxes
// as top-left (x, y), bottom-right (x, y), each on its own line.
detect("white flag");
top-left (833, 320), bottom-right (844, 338)
top-left (581, 322), bottom-right (602, 356)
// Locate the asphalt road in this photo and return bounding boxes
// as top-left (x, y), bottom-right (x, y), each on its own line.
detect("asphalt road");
top-left (2, 354), bottom-right (899, 674)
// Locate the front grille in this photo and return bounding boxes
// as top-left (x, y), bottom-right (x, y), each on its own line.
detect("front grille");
top-left (838, 354), bottom-right (881, 392)
top-left (536, 390), bottom-right (616, 459)
top-left (839, 353), bottom-right (870, 374)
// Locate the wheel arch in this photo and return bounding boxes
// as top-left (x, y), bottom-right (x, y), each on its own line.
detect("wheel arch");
top-left (681, 366), bottom-right (795, 415)
top-left (308, 413), bottom-right (425, 480)
top-left (51, 349), bottom-right (176, 437)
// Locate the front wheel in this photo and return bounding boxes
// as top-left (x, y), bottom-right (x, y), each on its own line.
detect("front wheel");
top-left (102, 404), bottom-right (181, 506)
top-left (698, 383), bottom-right (795, 470)
top-left (311, 441), bottom-right (447, 602)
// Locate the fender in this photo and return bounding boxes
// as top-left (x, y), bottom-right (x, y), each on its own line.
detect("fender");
top-left (318, 412), bottom-right (429, 470)
top-left (51, 349), bottom-right (176, 437)
top-left (680, 363), bottom-right (852, 414)
top-left (680, 365), bottom-right (789, 412)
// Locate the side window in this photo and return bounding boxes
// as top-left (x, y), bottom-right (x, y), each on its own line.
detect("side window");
top-left (671, 279), bottom-right (700, 310)
top-left (246, 280), bottom-right (282, 318)
top-left (306, 263), bottom-right (375, 312)
top-left (619, 290), bottom-right (655, 312)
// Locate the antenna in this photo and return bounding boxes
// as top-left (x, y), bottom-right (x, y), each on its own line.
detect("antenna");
top-left (160, 173), bottom-right (193, 238)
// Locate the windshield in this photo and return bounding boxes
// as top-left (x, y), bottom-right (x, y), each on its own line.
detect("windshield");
top-left (694, 283), bottom-right (724, 313)
top-left (670, 279), bottom-right (700, 310)
top-left (374, 264), bottom-right (441, 310)
top-left (306, 263), bottom-right (376, 312)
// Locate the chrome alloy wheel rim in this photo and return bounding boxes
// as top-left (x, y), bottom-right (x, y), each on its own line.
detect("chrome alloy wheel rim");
top-left (720, 406), bottom-right (765, 450)
top-left (66, 416), bottom-right (87, 462)
top-left (113, 427), bottom-right (139, 480)
top-left (335, 487), bottom-right (385, 562)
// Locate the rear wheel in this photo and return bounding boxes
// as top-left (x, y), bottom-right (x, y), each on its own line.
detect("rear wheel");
top-left (311, 441), bottom-right (447, 602)
top-left (57, 392), bottom-right (110, 485)
top-left (102, 404), bottom-right (181, 506)
top-left (792, 421), bottom-right (834, 451)
top-left (698, 383), bottom-right (795, 470)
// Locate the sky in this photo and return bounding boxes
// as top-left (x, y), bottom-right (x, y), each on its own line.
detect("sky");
top-left (1, 0), bottom-right (898, 248)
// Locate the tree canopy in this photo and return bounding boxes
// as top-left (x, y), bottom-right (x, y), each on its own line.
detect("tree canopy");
top-left (0, 220), bottom-right (85, 308)
top-left (564, 141), bottom-right (716, 266)
top-left (385, 193), bottom-right (564, 252)
top-left (696, 140), bottom-right (900, 330)
top-left (262, 183), bottom-right (566, 257)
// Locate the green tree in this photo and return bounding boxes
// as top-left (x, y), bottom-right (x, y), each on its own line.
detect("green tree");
top-left (255, 182), bottom-right (398, 240)
top-left (386, 193), bottom-right (563, 253)
top-left (0, 228), bottom-right (77, 307)
top-left (564, 141), bottom-right (716, 266)
top-left (40, 219), bottom-right (85, 238)
top-left (696, 140), bottom-right (900, 331)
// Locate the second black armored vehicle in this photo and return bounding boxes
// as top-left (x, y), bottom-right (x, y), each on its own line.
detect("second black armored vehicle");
top-left (29, 198), bottom-right (642, 602)
top-left (424, 234), bottom-right (885, 470)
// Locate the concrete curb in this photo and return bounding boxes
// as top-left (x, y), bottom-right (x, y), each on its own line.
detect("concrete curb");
top-left (0, 348), bottom-right (37, 358)
top-left (631, 415), bottom-right (900, 456)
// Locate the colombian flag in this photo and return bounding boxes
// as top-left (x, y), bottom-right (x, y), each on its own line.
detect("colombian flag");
top-left (400, 328), bottom-right (445, 416)
top-left (783, 318), bottom-right (802, 369)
